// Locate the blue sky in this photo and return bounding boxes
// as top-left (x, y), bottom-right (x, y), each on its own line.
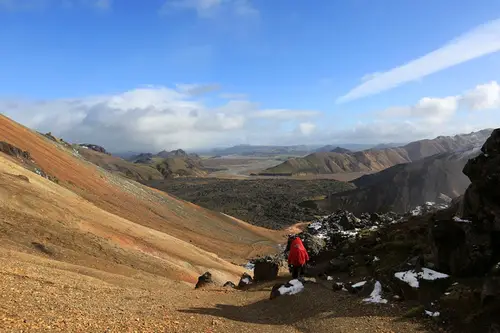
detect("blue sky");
top-left (1, 0), bottom-right (500, 151)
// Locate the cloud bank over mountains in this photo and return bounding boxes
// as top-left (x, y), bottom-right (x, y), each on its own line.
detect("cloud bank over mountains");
top-left (2, 80), bottom-right (499, 152)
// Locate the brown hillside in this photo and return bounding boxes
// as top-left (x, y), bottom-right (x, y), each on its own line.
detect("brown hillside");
top-left (77, 147), bottom-right (164, 181)
top-left (0, 114), bottom-right (282, 265)
top-left (264, 130), bottom-right (491, 176)
top-left (265, 148), bottom-right (410, 175)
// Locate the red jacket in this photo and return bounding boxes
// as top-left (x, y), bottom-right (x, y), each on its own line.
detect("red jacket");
top-left (288, 237), bottom-right (309, 266)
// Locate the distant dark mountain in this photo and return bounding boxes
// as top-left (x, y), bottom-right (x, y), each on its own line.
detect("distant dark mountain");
top-left (126, 149), bottom-right (206, 178)
top-left (209, 144), bottom-right (313, 157)
top-left (264, 148), bottom-right (411, 175)
top-left (315, 145), bottom-right (353, 153)
top-left (263, 129), bottom-right (492, 176)
top-left (372, 142), bottom-right (406, 150)
top-left (331, 147), bottom-right (352, 153)
top-left (315, 144), bottom-right (372, 152)
top-left (317, 147), bottom-right (481, 215)
top-left (76, 148), bottom-right (163, 182)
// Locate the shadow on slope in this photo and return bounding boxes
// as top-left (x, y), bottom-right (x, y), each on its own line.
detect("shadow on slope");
top-left (180, 281), bottom-right (434, 333)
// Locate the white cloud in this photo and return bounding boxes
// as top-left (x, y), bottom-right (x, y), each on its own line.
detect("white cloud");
top-left (379, 81), bottom-right (500, 126)
top-left (299, 122), bottom-right (316, 136)
top-left (380, 96), bottom-right (459, 125)
top-left (337, 18), bottom-right (500, 103)
top-left (162, 0), bottom-right (257, 18)
top-left (1, 86), bottom-right (321, 152)
top-left (251, 109), bottom-right (321, 120)
top-left (461, 81), bottom-right (500, 110)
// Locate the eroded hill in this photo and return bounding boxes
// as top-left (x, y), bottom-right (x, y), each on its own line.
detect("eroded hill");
top-left (0, 114), bottom-right (283, 285)
top-left (264, 130), bottom-right (492, 176)
top-left (317, 149), bottom-right (478, 214)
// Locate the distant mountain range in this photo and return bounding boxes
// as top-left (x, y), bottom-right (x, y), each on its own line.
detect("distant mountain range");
top-left (316, 147), bottom-right (481, 214)
top-left (78, 147), bottom-right (207, 181)
top-left (202, 143), bottom-right (388, 157)
top-left (263, 129), bottom-right (492, 176)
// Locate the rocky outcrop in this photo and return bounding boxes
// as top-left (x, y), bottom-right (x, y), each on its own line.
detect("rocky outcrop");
top-left (195, 272), bottom-right (213, 289)
top-left (253, 258), bottom-right (279, 282)
top-left (0, 141), bottom-right (32, 160)
top-left (80, 144), bottom-right (109, 155)
top-left (0, 141), bottom-right (58, 183)
top-left (237, 273), bottom-right (253, 289)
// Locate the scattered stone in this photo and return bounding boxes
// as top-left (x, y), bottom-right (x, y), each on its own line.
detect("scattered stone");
top-left (223, 281), bottom-right (236, 288)
top-left (79, 144), bottom-right (109, 155)
top-left (194, 272), bottom-right (213, 289)
top-left (253, 258), bottom-right (279, 282)
top-left (269, 279), bottom-right (304, 300)
top-left (237, 273), bottom-right (253, 289)
top-left (16, 175), bottom-right (30, 183)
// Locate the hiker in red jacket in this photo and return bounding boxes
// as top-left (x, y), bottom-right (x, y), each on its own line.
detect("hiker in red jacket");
top-left (287, 236), bottom-right (309, 279)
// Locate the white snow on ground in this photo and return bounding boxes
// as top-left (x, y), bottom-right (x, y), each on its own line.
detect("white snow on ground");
top-left (241, 277), bottom-right (251, 284)
top-left (244, 262), bottom-right (255, 270)
top-left (411, 206), bottom-right (422, 216)
top-left (425, 310), bottom-right (440, 317)
top-left (453, 216), bottom-right (471, 223)
top-left (363, 281), bottom-right (388, 304)
top-left (327, 276), bottom-right (334, 281)
top-left (394, 268), bottom-right (449, 288)
top-left (352, 281), bottom-right (367, 288)
top-left (341, 230), bottom-right (359, 237)
top-left (278, 279), bottom-right (304, 296)
top-left (309, 221), bottom-right (322, 230)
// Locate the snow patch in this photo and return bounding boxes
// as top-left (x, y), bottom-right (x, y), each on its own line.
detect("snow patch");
top-left (394, 268), bottom-right (449, 288)
top-left (278, 279), bottom-right (304, 296)
top-left (327, 276), bottom-right (334, 281)
top-left (309, 221), bottom-right (322, 230)
top-left (242, 277), bottom-right (251, 284)
top-left (244, 262), bottom-right (255, 271)
top-left (425, 310), bottom-right (440, 317)
top-left (352, 281), bottom-right (367, 288)
top-left (363, 281), bottom-right (388, 304)
top-left (373, 256), bottom-right (380, 262)
top-left (453, 216), bottom-right (471, 223)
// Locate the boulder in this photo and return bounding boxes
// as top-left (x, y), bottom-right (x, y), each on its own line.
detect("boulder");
top-left (431, 218), bottom-right (493, 277)
top-left (237, 273), bottom-right (253, 289)
top-left (269, 279), bottom-right (304, 300)
top-left (253, 260), bottom-right (279, 282)
top-left (329, 257), bottom-right (354, 273)
top-left (0, 141), bottom-right (31, 160)
top-left (223, 281), bottom-right (236, 288)
top-left (195, 272), bottom-right (213, 289)
top-left (300, 232), bottom-right (326, 258)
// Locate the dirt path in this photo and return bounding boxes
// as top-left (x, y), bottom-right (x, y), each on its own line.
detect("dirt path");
top-left (0, 251), bottom-right (432, 333)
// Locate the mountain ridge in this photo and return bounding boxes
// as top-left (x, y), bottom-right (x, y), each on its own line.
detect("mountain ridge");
top-left (264, 129), bottom-right (492, 176)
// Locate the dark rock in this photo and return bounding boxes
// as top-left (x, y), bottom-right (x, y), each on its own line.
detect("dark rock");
top-left (0, 141), bottom-right (31, 160)
top-left (253, 260), bottom-right (279, 282)
top-left (195, 272), bottom-right (213, 289)
top-left (332, 282), bottom-right (344, 291)
top-left (80, 144), bottom-right (109, 155)
top-left (329, 257), bottom-right (353, 273)
top-left (223, 281), bottom-right (236, 288)
top-left (237, 273), bottom-right (253, 289)
top-left (482, 277), bottom-right (500, 306)
top-left (16, 175), bottom-right (30, 183)
top-left (270, 283), bottom-right (284, 299)
top-left (299, 233), bottom-right (326, 258)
